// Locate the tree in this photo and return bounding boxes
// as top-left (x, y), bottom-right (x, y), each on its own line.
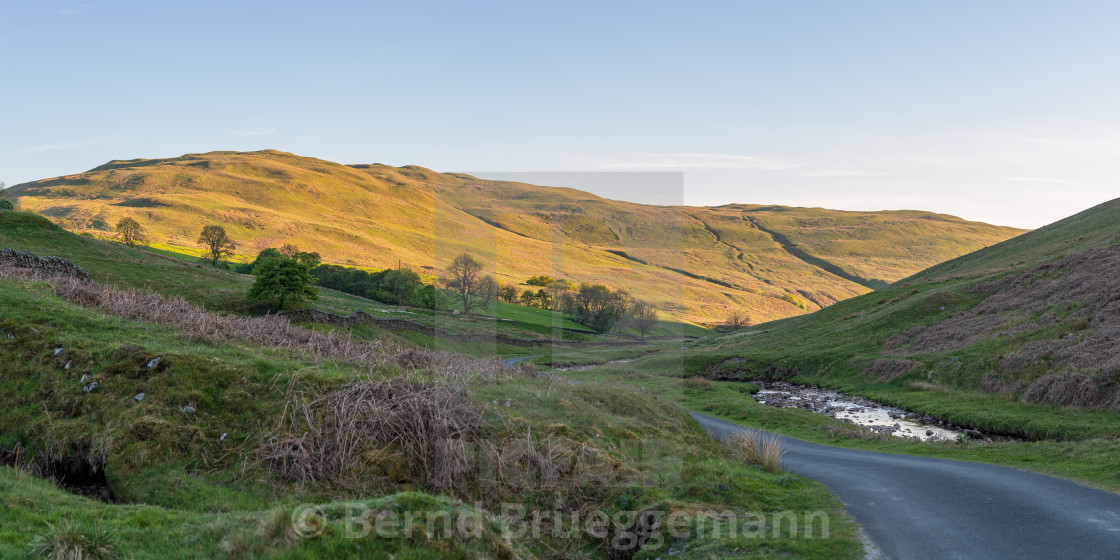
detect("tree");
top-left (628, 300), bottom-right (658, 338)
top-left (0, 182), bottom-right (11, 211)
top-left (198, 225), bottom-right (237, 265)
top-left (520, 289), bottom-right (538, 307)
top-left (526, 275), bottom-right (554, 287)
top-left (548, 279), bottom-right (573, 310)
top-left (572, 283), bottom-right (630, 332)
top-left (247, 258), bottom-right (318, 310)
top-left (535, 288), bottom-right (552, 309)
top-left (382, 268), bottom-right (423, 306)
top-left (498, 283), bottom-right (519, 304)
top-left (722, 310), bottom-right (750, 331)
top-left (115, 217), bottom-right (146, 247)
top-left (478, 275), bottom-right (498, 312)
top-left (441, 253), bottom-right (486, 314)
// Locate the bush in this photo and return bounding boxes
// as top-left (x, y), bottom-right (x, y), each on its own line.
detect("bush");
top-left (782, 293), bottom-right (807, 310)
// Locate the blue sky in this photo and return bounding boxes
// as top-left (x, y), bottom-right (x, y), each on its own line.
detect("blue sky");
top-left (2, 1), bottom-right (1118, 228)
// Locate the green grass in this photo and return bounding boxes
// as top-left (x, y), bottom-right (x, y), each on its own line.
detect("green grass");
top-left (0, 233), bottom-right (864, 558)
top-left (1, 469), bottom-right (532, 560)
top-left (570, 351), bottom-right (1120, 494)
top-left (0, 211), bottom-right (677, 345)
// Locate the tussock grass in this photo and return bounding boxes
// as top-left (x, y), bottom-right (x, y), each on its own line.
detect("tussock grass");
top-left (725, 430), bottom-right (786, 473)
top-left (29, 521), bottom-right (118, 560)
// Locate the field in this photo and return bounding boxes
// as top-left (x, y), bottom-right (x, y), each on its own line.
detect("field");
top-left (0, 211), bottom-right (864, 558)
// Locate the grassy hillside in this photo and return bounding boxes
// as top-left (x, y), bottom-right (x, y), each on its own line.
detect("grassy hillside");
top-left (0, 211), bottom-right (701, 348)
top-left (8, 150), bottom-right (1024, 325)
top-left (0, 214), bottom-right (862, 559)
top-left (676, 196), bottom-right (1120, 441)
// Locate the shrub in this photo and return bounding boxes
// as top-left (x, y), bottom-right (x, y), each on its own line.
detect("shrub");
top-left (782, 293), bottom-right (807, 310)
top-left (29, 522), bottom-right (118, 560)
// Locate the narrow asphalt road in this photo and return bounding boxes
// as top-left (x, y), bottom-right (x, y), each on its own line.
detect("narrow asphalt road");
top-left (691, 411), bottom-right (1120, 560)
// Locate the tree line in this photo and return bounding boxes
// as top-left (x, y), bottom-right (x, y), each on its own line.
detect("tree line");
top-left (108, 218), bottom-right (660, 335)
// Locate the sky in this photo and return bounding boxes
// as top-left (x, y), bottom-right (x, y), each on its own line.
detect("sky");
top-left (2, 1), bottom-right (1119, 229)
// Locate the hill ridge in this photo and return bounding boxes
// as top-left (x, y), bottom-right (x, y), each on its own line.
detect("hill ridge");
top-left (9, 149), bottom-right (1025, 325)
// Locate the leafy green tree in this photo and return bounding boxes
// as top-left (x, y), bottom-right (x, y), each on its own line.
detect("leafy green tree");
top-left (0, 182), bottom-right (11, 211)
top-left (198, 225), bottom-right (237, 265)
top-left (382, 268), bottom-right (423, 306)
top-left (520, 289), bottom-right (538, 307)
top-left (278, 243), bottom-right (321, 268)
top-left (535, 288), bottom-right (552, 309)
top-left (115, 217), bottom-right (146, 247)
top-left (248, 258), bottom-right (318, 310)
top-left (573, 283), bottom-right (630, 332)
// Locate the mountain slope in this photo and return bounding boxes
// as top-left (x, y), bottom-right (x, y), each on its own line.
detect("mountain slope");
top-left (687, 196), bottom-right (1120, 437)
top-left (9, 150), bottom-right (1024, 325)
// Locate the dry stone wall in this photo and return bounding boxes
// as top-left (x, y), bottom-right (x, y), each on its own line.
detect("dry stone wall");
top-left (281, 308), bottom-right (646, 348)
top-left (0, 248), bottom-right (90, 280)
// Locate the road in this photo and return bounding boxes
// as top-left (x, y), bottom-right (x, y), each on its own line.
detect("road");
top-left (691, 411), bottom-right (1120, 559)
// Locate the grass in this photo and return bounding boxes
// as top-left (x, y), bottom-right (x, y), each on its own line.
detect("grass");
top-left (567, 356), bottom-right (1120, 493)
top-left (0, 248), bottom-right (865, 558)
top-left (7, 149), bottom-right (1022, 325)
top-left (0, 211), bottom-right (697, 345)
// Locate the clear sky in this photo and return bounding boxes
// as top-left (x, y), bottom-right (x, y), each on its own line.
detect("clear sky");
top-left (2, 1), bottom-right (1118, 229)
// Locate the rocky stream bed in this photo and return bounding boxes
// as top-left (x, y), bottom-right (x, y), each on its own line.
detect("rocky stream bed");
top-left (751, 382), bottom-right (1000, 441)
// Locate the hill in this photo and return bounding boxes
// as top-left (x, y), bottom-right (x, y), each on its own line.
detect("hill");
top-left (8, 150), bottom-right (1024, 325)
top-left (684, 196), bottom-right (1120, 439)
top-left (0, 212), bottom-right (863, 559)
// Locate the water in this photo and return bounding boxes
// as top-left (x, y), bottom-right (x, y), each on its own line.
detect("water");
top-left (752, 382), bottom-right (965, 441)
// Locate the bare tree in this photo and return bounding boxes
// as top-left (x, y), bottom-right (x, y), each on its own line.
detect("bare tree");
top-left (198, 225), bottom-right (237, 265)
top-left (723, 310), bottom-right (750, 331)
top-left (629, 299), bottom-right (658, 338)
top-left (115, 217), bottom-right (146, 247)
top-left (442, 253), bottom-right (486, 314)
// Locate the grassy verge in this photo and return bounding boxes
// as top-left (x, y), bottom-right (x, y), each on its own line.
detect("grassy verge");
top-left (571, 354), bottom-right (1120, 493)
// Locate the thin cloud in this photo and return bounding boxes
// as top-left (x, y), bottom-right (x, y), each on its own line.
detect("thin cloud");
top-left (602, 152), bottom-right (798, 170)
top-left (222, 126), bottom-right (277, 137)
top-left (798, 169), bottom-right (887, 178)
top-left (1003, 177), bottom-right (1069, 183)
top-left (59, 4), bottom-right (90, 15)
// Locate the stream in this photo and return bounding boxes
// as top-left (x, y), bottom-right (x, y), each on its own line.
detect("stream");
top-left (751, 382), bottom-right (972, 441)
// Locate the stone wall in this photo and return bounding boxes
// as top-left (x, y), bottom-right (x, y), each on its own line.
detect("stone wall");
top-left (0, 248), bottom-right (90, 280)
top-left (280, 308), bottom-right (647, 348)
